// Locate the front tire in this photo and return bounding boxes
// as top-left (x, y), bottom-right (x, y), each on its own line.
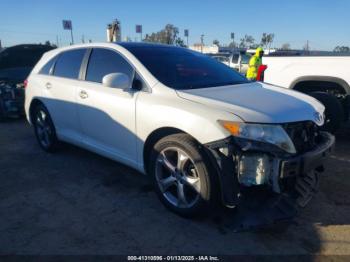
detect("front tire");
top-left (32, 104), bottom-right (58, 152)
top-left (149, 134), bottom-right (218, 217)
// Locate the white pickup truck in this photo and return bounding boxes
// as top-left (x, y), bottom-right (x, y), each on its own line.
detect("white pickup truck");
top-left (262, 55), bottom-right (350, 132)
top-left (209, 52), bottom-right (251, 75)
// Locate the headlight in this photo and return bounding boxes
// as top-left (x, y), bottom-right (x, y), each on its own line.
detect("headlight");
top-left (218, 120), bottom-right (296, 154)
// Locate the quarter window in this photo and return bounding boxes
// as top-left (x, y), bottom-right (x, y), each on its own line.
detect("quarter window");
top-left (53, 49), bottom-right (86, 79)
top-left (86, 48), bottom-right (133, 83)
top-left (39, 57), bottom-right (56, 75)
top-left (231, 54), bottom-right (239, 64)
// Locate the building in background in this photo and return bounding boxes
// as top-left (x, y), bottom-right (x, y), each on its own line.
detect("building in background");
top-left (189, 43), bottom-right (219, 54)
top-left (106, 19), bottom-right (121, 42)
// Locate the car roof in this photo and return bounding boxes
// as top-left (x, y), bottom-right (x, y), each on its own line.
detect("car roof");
top-left (117, 42), bottom-right (182, 49)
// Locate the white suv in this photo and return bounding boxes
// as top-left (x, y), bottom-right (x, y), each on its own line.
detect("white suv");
top-left (25, 42), bottom-right (334, 217)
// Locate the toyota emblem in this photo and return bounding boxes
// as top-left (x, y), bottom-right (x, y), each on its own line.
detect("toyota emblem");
top-left (314, 112), bottom-right (324, 126)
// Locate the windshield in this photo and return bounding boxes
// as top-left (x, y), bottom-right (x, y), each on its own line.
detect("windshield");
top-left (121, 44), bottom-right (248, 90)
top-left (212, 56), bottom-right (230, 63)
top-left (241, 54), bottom-right (251, 64)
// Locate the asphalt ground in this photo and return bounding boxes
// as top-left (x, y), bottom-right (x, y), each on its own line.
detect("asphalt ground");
top-left (0, 119), bottom-right (349, 257)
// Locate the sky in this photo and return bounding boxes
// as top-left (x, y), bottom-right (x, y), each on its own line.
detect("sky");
top-left (0, 0), bottom-right (349, 50)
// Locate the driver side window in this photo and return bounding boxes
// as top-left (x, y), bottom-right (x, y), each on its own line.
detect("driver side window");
top-left (85, 48), bottom-right (134, 84)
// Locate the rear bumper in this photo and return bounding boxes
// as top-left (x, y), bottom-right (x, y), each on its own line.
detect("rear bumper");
top-left (204, 131), bottom-right (335, 223)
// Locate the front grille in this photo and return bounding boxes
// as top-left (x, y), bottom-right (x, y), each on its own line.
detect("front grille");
top-left (283, 121), bottom-right (321, 154)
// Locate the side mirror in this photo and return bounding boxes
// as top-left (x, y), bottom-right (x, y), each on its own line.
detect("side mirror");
top-left (102, 73), bottom-right (130, 89)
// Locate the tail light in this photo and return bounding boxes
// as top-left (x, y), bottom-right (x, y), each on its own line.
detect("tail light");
top-left (23, 79), bottom-right (28, 88)
top-left (257, 65), bottom-right (267, 82)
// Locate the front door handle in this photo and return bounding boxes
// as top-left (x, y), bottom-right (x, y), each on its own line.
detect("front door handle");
top-left (79, 90), bottom-right (88, 99)
top-left (45, 82), bottom-right (52, 89)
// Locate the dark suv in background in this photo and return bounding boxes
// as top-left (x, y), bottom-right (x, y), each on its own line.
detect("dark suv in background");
top-left (0, 44), bottom-right (54, 119)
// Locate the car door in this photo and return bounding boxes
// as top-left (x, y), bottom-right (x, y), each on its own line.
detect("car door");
top-left (42, 48), bottom-right (87, 142)
top-left (76, 48), bottom-right (138, 166)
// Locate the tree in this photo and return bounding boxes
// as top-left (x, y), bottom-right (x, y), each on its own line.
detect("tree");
top-left (239, 35), bottom-right (255, 48)
top-left (44, 40), bottom-right (57, 48)
top-left (260, 33), bottom-right (274, 49)
top-left (213, 39), bottom-right (220, 46)
top-left (144, 24), bottom-right (185, 46)
top-left (334, 46), bottom-right (350, 52)
top-left (281, 43), bottom-right (291, 50)
top-left (175, 38), bottom-right (186, 47)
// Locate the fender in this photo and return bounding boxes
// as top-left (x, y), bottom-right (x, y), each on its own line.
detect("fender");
top-left (290, 75), bottom-right (350, 95)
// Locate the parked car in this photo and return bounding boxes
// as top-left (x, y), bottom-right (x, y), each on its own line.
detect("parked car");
top-left (208, 51), bottom-right (251, 75)
top-left (25, 42), bottom-right (334, 218)
top-left (0, 44), bottom-right (54, 118)
top-left (262, 54), bottom-right (350, 133)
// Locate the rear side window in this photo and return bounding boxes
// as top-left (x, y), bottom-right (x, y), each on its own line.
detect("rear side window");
top-left (53, 49), bottom-right (86, 79)
top-left (39, 57), bottom-right (56, 75)
top-left (231, 54), bottom-right (239, 64)
top-left (86, 48), bottom-right (133, 83)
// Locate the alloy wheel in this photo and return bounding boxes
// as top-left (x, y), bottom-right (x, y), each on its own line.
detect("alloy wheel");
top-left (35, 109), bottom-right (52, 148)
top-left (155, 147), bottom-right (201, 208)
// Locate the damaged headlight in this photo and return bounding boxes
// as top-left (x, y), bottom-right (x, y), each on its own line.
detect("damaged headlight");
top-left (218, 121), bottom-right (296, 154)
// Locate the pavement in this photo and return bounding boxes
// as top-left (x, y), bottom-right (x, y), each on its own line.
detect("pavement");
top-left (0, 119), bottom-right (349, 256)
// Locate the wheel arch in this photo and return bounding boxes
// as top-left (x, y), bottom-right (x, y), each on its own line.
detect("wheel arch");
top-left (28, 98), bottom-right (45, 124)
top-left (143, 127), bottom-right (190, 175)
top-left (290, 76), bottom-right (350, 95)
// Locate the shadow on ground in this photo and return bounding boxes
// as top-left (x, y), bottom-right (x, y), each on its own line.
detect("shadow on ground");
top-left (0, 119), bottom-right (349, 256)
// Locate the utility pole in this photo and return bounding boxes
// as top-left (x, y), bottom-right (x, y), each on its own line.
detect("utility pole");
top-left (70, 27), bottom-right (74, 45)
top-left (200, 34), bottom-right (204, 53)
top-left (230, 32), bottom-right (234, 49)
top-left (305, 40), bottom-right (310, 54)
top-left (56, 35), bottom-right (59, 47)
top-left (184, 29), bottom-right (189, 47)
top-left (81, 34), bottom-right (85, 43)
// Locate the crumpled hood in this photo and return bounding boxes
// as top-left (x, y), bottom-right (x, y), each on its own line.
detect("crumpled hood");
top-left (176, 82), bottom-right (325, 124)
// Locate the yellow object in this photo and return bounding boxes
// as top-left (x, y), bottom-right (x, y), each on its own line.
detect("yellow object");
top-left (218, 120), bottom-right (241, 136)
top-left (246, 47), bottom-right (263, 80)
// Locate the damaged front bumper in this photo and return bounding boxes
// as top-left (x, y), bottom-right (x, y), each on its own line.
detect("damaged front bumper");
top-left (205, 131), bottom-right (335, 223)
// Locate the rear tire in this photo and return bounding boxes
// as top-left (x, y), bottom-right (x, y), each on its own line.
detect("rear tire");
top-left (32, 104), bottom-right (58, 152)
top-left (149, 133), bottom-right (218, 217)
top-left (309, 91), bottom-right (344, 133)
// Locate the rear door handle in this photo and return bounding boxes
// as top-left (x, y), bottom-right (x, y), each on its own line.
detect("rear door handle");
top-left (79, 90), bottom-right (88, 99)
top-left (45, 82), bottom-right (52, 89)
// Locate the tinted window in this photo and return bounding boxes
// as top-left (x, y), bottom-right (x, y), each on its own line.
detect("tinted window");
top-left (86, 48), bottom-right (133, 83)
top-left (39, 57), bottom-right (56, 75)
top-left (53, 49), bottom-right (86, 79)
top-left (231, 54), bottom-right (239, 64)
top-left (213, 56), bottom-right (229, 63)
top-left (122, 45), bottom-right (248, 90)
top-left (241, 54), bottom-right (251, 64)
